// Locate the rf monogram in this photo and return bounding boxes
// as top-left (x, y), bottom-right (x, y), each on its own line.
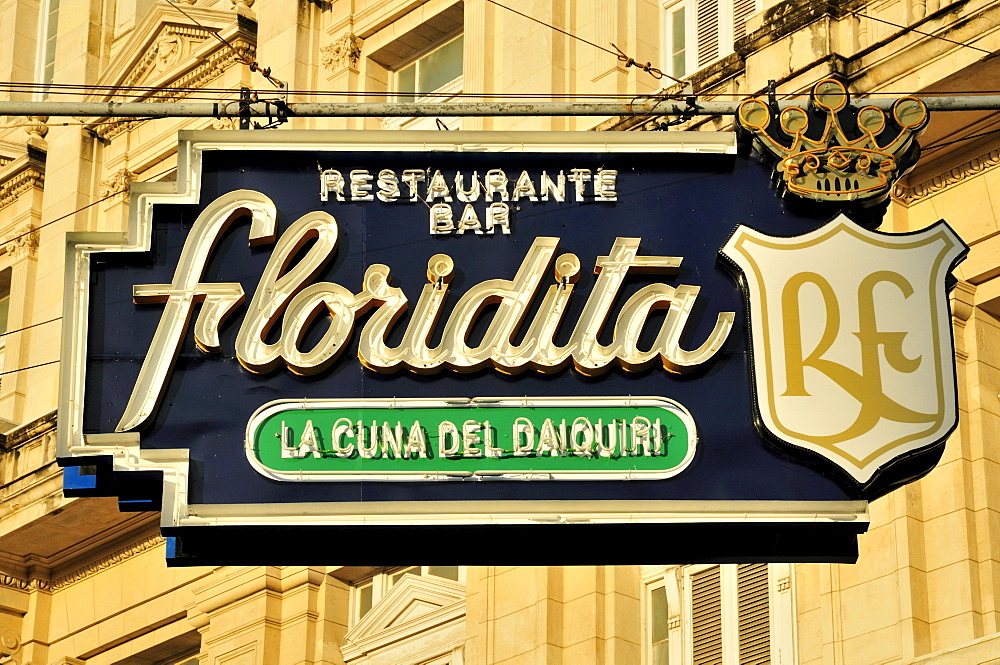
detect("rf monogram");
top-left (780, 270), bottom-right (937, 445)
top-left (721, 216), bottom-right (966, 485)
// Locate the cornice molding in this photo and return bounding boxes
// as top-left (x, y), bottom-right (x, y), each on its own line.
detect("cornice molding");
top-left (90, 14), bottom-right (257, 141)
top-left (0, 411), bottom-right (55, 451)
top-left (0, 533), bottom-right (165, 592)
top-left (92, 39), bottom-right (250, 141)
top-left (0, 148), bottom-right (45, 212)
top-left (893, 147), bottom-right (1000, 206)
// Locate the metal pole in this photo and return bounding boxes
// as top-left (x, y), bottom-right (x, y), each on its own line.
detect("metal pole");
top-left (1, 96), bottom-right (999, 118)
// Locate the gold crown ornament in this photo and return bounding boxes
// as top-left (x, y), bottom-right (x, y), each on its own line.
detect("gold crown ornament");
top-left (736, 79), bottom-right (928, 213)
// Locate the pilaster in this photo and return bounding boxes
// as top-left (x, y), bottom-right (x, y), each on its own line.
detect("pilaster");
top-left (320, 30), bottom-right (364, 131)
top-left (462, 0), bottom-right (492, 131)
top-left (0, 222), bottom-right (38, 428)
top-left (189, 566), bottom-right (345, 665)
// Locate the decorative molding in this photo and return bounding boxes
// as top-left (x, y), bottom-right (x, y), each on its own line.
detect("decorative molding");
top-left (120, 24), bottom-right (217, 91)
top-left (2, 225), bottom-right (36, 260)
top-left (0, 576), bottom-right (31, 591)
top-left (341, 574), bottom-right (466, 664)
top-left (0, 410), bottom-right (56, 451)
top-left (0, 169), bottom-right (43, 213)
top-left (951, 280), bottom-right (975, 363)
top-left (46, 534), bottom-right (165, 590)
top-left (952, 280), bottom-right (976, 323)
top-left (22, 116), bottom-right (47, 143)
top-left (93, 37), bottom-right (256, 141)
top-left (894, 147), bottom-right (1000, 206)
top-left (90, 9), bottom-right (259, 141)
top-left (0, 147), bottom-right (45, 213)
top-left (0, 533), bottom-right (164, 592)
top-left (321, 33), bottom-right (364, 71)
top-left (777, 576), bottom-right (791, 592)
top-left (99, 168), bottom-right (138, 202)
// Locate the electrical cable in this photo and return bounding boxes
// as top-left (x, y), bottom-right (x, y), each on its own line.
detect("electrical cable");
top-left (0, 360), bottom-right (60, 377)
top-left (167, 0), bottom-right (285, 89)
top-left (0, 165), bottom-right (177, 252)
top-left (830, 1), bottom-right (995, 56)
top-left (922, 127), bottom-right (1000, 152)
top-left (0, 165), bottom-right (178, 378)
top-left (4, 79), bottom-right (1000, 101)
top-left (482, 0), bottom-right (684, 84)
top-left (0, 317), bottom-right (61, 340)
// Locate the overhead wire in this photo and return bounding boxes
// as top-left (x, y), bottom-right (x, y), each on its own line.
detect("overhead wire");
top-left (0, 165), bottom-right (177, 252)
top-left (0, 360), bottom-right (60, 377)
top-left (482, 0), bottom-right (684, 84)
top-left (5, 78), bottom-right (1000, 101)
top-left (0, 0), bottom-right (990, 383)
top-left (922, 127), bottom-right (1000, 152)
top-left (167, 0), bottom-right (285, 90)
top-left (0, 164), bottom-right (178, 378)
top-left (832, 1), bottom-right (995, 57)
top-left (0, 318), bottom-right (61, 341)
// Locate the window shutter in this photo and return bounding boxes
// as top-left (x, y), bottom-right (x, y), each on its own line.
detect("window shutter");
top-left (691, 566), bottom-right (723, 665)
top-left (696, 0), bottom-right (720, 66)
top-left (733, 0), bottom-right (756, 41)
top-left (737, 564), bottom-right (771, 665)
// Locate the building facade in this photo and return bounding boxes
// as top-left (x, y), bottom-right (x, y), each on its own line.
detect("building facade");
top-left (0, 0), bottom-right (998, 663)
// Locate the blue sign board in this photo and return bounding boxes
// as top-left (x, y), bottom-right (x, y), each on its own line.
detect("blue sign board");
top-left (57, 131), bottom-right (965, 564)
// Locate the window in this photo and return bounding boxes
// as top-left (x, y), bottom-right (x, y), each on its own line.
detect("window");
top-left (665, 3), bottom-right (688, 80)
top-left (643, 564), bottom-right (794, 665)
top-left (662, 0), bottom-right (760, 77)
top-left (35, 0), bottom-right (60, 100)
top-left (385, 33), bottom-right (464, 130)
top-left (0, 268), bottom-right (11, 379)
top-left (394, 35), bottom-right (464, 102)
top-left (352, 566), bottom-right (464, 624)
top-left (651, 583), bottom-right (671, 665)
top-left (0, 269), bottom-right (10, 336)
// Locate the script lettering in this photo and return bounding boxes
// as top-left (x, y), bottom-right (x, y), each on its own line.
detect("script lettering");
top-left (117, 191), bottom-right (735, 432)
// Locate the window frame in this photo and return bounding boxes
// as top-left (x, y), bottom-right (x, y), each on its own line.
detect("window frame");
top-left (391, 33), bottom-right (464, 103)
top-left (350, 566), bottom-right (466, 627)
top-left (660, 0), bottom-right (762, 78)
top-left (384, 32), bottom-right (464, 131)
top-left (661, 0), bottom-right (692, 81)
top-left (642, 563), bottom-right (796, 665)
top-left (33, 0), bottom-right (61, 101)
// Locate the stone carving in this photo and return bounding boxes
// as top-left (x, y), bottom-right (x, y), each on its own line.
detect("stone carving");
top-left (154, 34), bottom-right (182, 72)
top-left (321, 33), bottom-right (364, 71)
top-left (0, 630), bottom-right (21, 664)
top-left (22, 116), bottom-right (47, 143)
top-left (99, 168), bottom-right (138, 202)
top-left (0, 168), bottom-right (44, 212)
top-left (232, 0), bottom-right (255, 15)
top-left (5, 226), bottom-right (39, 261)
top-left (212, 116), bottom-right (239, 130)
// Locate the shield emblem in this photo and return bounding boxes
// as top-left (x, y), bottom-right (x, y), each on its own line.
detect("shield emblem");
top-left (720, 215), bottom-right (967, 485)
